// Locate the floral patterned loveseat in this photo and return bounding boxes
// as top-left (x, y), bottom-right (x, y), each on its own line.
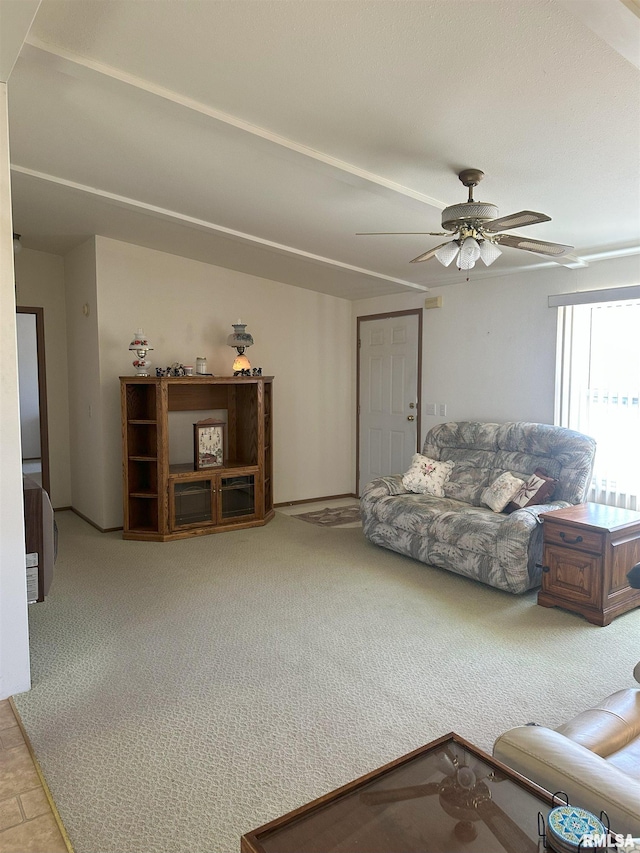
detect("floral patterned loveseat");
top-left (360, 421), bottom-right (596, 594)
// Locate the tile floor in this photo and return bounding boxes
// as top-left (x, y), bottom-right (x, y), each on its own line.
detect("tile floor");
top-left (0, 700), bottom-right (70, 853)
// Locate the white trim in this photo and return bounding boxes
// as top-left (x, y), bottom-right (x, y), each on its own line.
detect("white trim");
top-left (548, 285), bottom-right (640, 308)
top-left (22, 39), bottom-right (446, 211)
top-left (11, 164), bottom-right (430, 292)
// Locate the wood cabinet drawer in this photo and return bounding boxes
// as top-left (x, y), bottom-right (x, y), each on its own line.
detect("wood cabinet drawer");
top-left (543, 522), bottom-right (604, 555)
top-left (542, 545), bottom-right (601, 607)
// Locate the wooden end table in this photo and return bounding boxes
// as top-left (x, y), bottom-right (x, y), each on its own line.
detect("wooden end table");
top-left (538, 502), bottom-right (640, 626)
top-left (241, 733), bottom-right (557, 853)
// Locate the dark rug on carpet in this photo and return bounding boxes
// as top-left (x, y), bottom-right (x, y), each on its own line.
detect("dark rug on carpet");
top-left (292, 506), bottom-right (361, 527)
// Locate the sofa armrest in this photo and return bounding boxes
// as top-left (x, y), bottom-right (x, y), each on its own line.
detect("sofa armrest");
top-left (498, 501), bottom-right (571, 541)
top-left (510, 501), bottom-right (571, 522)
top-left (360, 475), bottom-right (407, 502)
top-left (493, 726), bottom-right (640, 835)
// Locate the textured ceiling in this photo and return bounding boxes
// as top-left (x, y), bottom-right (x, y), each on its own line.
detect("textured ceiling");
top-left (6, 0), bottom-right (640, 299)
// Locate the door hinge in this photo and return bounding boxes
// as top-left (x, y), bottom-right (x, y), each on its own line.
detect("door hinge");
top-left (358, 338), bottom-right (361, 349)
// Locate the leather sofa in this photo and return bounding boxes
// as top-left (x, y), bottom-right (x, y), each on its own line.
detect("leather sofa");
top-left (493, 661), bottom-right (640, 836)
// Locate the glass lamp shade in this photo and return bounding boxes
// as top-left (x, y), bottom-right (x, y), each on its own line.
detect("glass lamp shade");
top-left (232, 353), bottom-right (252, 371)
top-left (226, 322), bottom-right (254, 350)
top-left (479, 240), bottom-right (502, 266)
top-left (457, 237), bottom-right (481, 270)
top-left (434, 241), bottom-right (461, 267)
top-left (128, 329), bottom-right (153, 376)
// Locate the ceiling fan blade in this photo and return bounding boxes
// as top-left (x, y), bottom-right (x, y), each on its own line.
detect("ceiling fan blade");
top-left (496, 233), bottom-right (574, 256)
top-left (482, 210), bottom-right (551, 233)
top-left (356, 231), bottom-right (448, 236)
top-left (476, 797), bottom-right (539, 853)
top-left (409, 241), bottom-right (453, 264)
top-left (360, 782), bottom-right (441, 805)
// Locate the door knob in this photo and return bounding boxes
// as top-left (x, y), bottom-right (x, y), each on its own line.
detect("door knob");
top-left (407, 415), bottom-right (415, 421)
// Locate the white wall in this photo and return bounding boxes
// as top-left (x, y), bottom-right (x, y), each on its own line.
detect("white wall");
top-left (92, 237), bottom-right (353, 529)
top-left (15, 248), bottom-right (72, 508)
top-left (0, 82), bottom-right (30, 698)
top-left (65, 237), bottom-right (105, 525)
top-left (353, 255), bottom-right (640, 449)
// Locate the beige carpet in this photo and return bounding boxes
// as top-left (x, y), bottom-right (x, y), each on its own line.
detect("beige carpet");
top-left (14, 510), bottom-right (640, 853)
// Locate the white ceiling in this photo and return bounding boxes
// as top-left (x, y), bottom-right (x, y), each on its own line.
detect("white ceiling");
top-left (5, 0), bottom-right (640, 299)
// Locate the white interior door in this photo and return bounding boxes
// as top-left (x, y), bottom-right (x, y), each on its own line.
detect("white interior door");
top-left (358, 313), bottom-right (420, 495)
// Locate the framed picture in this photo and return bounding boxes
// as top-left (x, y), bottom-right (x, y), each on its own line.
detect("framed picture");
top-left (194, 419), bottom-right (225, 470)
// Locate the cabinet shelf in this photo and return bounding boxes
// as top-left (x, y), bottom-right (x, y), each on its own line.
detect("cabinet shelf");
top-left (121, 376), bottom-right (274, 541)
top-left (169, 460), bottom-right (258, 478)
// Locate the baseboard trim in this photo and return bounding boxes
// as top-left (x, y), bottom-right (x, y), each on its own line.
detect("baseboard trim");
top-left (53, 505), bottom-right (72, 513)
top-left (70, 507), bottom-right (123, 533)
top-left (274, 493), bottom-right (357, 508)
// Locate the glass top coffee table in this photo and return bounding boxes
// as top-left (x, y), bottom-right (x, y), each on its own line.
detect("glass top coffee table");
top-left (241, 732), bottom-right (556, 853)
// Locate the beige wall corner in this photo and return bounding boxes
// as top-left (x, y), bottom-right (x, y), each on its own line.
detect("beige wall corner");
top-left (0, 82), bottom-right (30, 697)
top-left (64, 237), bottom-right (105, 527)
top-left (14, 248), bottom-right (71, 508)
top-left (94, 237), bottom-right (353, 529)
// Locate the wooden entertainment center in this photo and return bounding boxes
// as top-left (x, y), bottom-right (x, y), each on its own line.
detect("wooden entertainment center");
top-left (120, 376), bottom-right (274, 541)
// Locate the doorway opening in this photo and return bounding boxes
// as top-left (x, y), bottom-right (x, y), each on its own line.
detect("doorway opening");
top-left (16, 306), bottom-right (50, 496)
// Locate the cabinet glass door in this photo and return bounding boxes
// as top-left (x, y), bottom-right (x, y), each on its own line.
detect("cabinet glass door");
top-left (220, 475), bottom-right (255, 521)
top-left (172, 479), bottom-right (213, 528)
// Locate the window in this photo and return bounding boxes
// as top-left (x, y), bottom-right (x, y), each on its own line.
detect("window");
top-left (556, 297), bottom-right (640, 510)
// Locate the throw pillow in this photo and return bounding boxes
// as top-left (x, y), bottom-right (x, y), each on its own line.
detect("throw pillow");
top-left (506, 468), bottom-right (558, 513)
top-left (481, 472), bottom-right (526, 513)
top-left (402, 454), bottom-right (455, 497)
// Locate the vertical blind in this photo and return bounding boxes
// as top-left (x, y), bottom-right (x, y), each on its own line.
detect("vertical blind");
top-left (556, 298), bottom-right (640, 510)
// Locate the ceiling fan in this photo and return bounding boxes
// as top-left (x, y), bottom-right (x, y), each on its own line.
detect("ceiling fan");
top-left (359, 745), bottom-right (539, 851)
top-left (357, 168), bottom-right (574, 270)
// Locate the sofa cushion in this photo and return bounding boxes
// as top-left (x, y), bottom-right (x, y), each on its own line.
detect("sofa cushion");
top-left (423, 421), bottom-right (596, 505)
top-left (506, 468), bottom-right (558, 513)
top-left (481, 472), bottom-right (526, 512)
top-left (366, 491), bottom-right (467, 534)
top-left (429, 506), bottom-right (506, 555)
top-left (402, 453), bottom-right (455, 497)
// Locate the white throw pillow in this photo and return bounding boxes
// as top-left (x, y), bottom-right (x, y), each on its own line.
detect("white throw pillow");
top-left (402, 453), bottom-right (455, 497)
top-left (481, 472), bottom-right (526, 513)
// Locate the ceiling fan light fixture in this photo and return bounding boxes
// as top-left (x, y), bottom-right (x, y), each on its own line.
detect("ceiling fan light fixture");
top-left (479, 240), bottom-right (502, 266)
top-left (457, 236), bottom-right (480, 270)
top-left (434, 240), bottom-right (460, 267)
